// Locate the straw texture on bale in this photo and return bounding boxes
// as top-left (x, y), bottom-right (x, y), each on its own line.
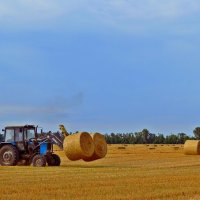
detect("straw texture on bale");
top-left (64, 132), bottom-right (94, 161)
top-left (184, 140), bottom-right (200, 155)
top-left (83, 133), bottom-right (107, 162)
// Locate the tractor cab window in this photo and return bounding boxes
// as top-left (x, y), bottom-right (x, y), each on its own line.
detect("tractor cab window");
top-left (5, 129), bottom-right (14, 142)
top-left (15, 128), bottom-right (23, 142)
top-left (26, 129), bottom-right (35, 140)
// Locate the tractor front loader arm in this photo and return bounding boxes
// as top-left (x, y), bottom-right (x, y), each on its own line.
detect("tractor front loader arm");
top-left (59, 124), bottom-right (69, 137)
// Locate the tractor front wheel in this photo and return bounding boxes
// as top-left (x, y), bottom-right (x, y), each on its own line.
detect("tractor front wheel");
top-left (32, 155), bottom-right (46, 167)
top-left (0, 145), bottom-right (19, 166)
top-left (47, 154), bottom-right (61, 166)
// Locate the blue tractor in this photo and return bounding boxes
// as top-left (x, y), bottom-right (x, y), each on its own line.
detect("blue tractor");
top-left (0, 125), bottom-right (64, 167)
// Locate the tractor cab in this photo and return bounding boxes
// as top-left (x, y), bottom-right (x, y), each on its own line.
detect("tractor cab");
top-left (3, 125), bottom-right (37, 144)
top-left (2, 125), bottom-right (38, 152)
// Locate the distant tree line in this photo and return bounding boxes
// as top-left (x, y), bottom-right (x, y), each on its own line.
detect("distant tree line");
top-left (1, 127), bottom-right (200, 144)
top-left (104, 127), bottom-right (200, 144)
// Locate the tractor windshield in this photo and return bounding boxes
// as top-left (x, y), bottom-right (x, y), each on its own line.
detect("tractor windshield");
top-left (26, 129), bottom-right (35, 139)
top-left (5, 129), bottom-right (14, 142)
top-left (15, 128), bottom-right (23, 142)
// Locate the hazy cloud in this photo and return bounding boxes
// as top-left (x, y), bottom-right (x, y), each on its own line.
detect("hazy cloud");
top-left (0, 93), bottom-right (84, 123)
top-left (0, 1), bottom-right (63, 23)
top-left (0, 0), bottom-right (199, 31)
top-left (104, 0), bottom-right (200, 19)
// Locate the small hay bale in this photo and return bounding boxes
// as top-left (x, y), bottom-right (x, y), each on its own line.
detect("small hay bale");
top-left (184, 140), bottom-right (200, 155)
top-left (149, 147), bottom-right (155, 150)
top-left (118, 147), bottom-right (126, 149)
top-left (64, 132), bottom-right (94, 161)
top-left (83, 133), bottom-right (107, 162)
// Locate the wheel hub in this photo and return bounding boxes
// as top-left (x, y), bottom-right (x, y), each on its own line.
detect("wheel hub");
top-left (35, 159), bottom-right (42, 166)
top-left (3, 151), bottom-right (13, 162)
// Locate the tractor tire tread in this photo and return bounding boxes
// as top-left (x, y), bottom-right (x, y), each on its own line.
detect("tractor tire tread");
top-left (32, 155), bottom-right (46, 167)
top-left (0, 145), bottom-right (19, 166)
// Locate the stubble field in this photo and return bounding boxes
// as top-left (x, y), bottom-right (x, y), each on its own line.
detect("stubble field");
top-left (1, 144), bottom-right (200, 200)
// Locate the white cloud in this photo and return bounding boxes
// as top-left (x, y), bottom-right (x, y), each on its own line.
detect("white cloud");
top-left (107, 0), bottom-right (200, 20)
top-left (0, 0), bottom-right (199, 32)
top-left (0, 93), bottom-right (84, 131)
top-left (0, 0), bottom-right (62, 25)
top-left (0, 93), bottom-right (84, 116)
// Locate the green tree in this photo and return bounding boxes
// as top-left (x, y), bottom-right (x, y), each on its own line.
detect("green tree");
top-left (165, 134), bottom-right (179, 144)
top-left (193, 127), bottom-right (200, 139)
top-left (154, 134), bottom-right (165, 144)
top-left (141, 129), bottom-right (150, 144)
top-left (178, 133), bottom-right (189, 144)
top-left (134, 132), bottom-right (144, 144)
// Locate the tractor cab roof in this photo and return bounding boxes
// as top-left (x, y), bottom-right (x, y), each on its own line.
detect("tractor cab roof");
top-left (5, 125), bottom-right (36, 129)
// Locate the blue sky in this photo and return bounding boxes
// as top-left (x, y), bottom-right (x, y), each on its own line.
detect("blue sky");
top-left (0, 0), bottom-right (200, 134)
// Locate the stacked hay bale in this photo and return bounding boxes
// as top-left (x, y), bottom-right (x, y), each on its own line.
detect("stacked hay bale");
top-left (64, 132), bottom-right (107, 161)
top-left (184, 140), bottom-right (200, 155)
top-left (64, 132), bottom-right (94, 161)
top-left (83, 133), bottom-right (107, 162)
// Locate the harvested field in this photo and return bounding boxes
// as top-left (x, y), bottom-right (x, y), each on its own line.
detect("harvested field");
top-left (1, 144), bottom-right (200, 200)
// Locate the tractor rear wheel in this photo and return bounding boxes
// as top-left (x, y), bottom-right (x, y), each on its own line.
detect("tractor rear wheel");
top-left (32, 155), bottom-right (46, 167)
top-left (47, 154), bottom-right (61, 166)
top-left (52, 154), bottom-right (61, 166)
top-left (0, 145), bottom-right (19, 166)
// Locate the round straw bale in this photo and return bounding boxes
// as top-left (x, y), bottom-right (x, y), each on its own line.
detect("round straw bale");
top-left (184, 140), bottom-right (200, 155)
top-left (83, 133), bottom-right (107, 162)
top-left (64, 132), bottom-right (94, 161)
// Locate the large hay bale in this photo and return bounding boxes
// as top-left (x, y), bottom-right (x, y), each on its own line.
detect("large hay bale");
top-left (64, 132), bottom-right (94, 161)
top-left (83, 133), bottom-right (107, 162)
top-left (184, 140), bottom-right (200, 155)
